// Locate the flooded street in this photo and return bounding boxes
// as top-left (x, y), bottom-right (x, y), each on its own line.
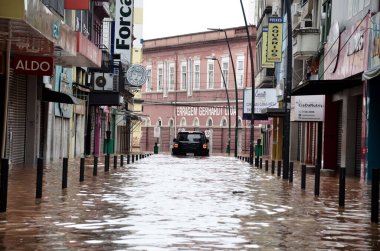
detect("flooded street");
top-left (0, 154), bottom-right (379, 250)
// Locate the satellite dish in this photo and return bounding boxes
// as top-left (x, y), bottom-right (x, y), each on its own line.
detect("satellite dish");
top-left (95, 75), bottom-right (106, 88)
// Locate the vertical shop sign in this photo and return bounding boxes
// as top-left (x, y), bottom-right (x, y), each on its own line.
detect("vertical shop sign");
top-left (267, 17), bottom-right (283, 62)
top-left (261, 27), bottom-right (275, 68)
top-left (114, 0), bottom-right (134, 65)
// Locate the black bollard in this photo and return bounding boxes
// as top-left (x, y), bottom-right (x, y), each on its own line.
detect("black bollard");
top-left (371, 168), bottom-right (379, 223)
top-left (62, 158), bottom-right (68, 189)
top-left (114, 155), bottom-right (117, 169)
top-left (79, 157), bottom-right (85, 182)
top-left (36, 158), bottom-right (43, 199)
top-left (93, 156), bottom-right (98, 176)
top-left (259, 158), bottom-right (263, 169)
top-left (277, 160), bottom-right (282, 177)
top-left (315, 164), bottom-right (321, 197)
top-left (271, 160), bottom-right (275, 174)
top-left (0, 159), bottom-right (9, 212)
top-left (339, 167), bottom-right (346, 207)
top-left (301, 164), bottom-right (306, 190)
top-left (289, 162), bottom-right (293, 183)
top-left (132, 154), bottom-right (135, 163)
top-left (105, 154), bottom-right (110, 172)
top-left (120, 155), bottom-right (124, 167)
top-left (127, 154), bottom-right (130, 164)
top-left (136, 154), bottom-right (139, 161)
top-left (265, 160), bottom-right (268, 172)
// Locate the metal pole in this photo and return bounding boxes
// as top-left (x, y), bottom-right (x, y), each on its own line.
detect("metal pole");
top-left (0, 159), bottom-right (9, 212)
top-left (62, 158), bottom-right (68, 189)
top-left (371, 168), bottom-right (379, 223)
top-left (301, 164), bottom-right (306, 190)
top-left (215, 58), bottom-right (231, 154)
top-left (79, 157), bottom-right (85, 182)
top-left (240, 0), bottom-right (255, 162)
top-left (283, 0), bottom-right (294, 180)
top-left (36, 158), bottom-right (43, 199)
top-left (207, 29), bottom-right (237, 156)
top-left (223, 31), bottom-right (239, 158)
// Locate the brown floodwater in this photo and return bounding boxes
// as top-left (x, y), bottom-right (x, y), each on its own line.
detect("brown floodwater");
top-left (0, 154), bottom-right (378, 250)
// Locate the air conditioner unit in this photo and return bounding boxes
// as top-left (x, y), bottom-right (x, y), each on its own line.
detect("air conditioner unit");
top-left (301, 19), bottom-right (313, 28)
top-left (292, 3), bottom-right (302, 16)
top-left (94, 72), bottom-right (114, 91)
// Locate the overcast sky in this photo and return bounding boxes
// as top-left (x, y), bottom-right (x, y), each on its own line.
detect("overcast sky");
top-left (143, 0), bottom-right (255, 40)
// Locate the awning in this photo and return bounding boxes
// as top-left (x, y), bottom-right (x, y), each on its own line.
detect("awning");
top-left (362, 66), bottom-right (380, 80)
top-left (42, 87), bottom-right (78, 104)
top-left (262, 108), bottom-right (287, 117)
top-left (291, 79), bottom-right (361, 96)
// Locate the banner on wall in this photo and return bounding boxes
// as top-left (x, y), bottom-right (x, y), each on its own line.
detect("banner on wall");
top-left (267, 17), bottom-right (283, 62)
top-left (261, 27), bottom-right (275, 68)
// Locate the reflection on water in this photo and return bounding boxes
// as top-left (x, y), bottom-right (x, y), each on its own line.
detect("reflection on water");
top-left (0, 154), bottom-right (378, 250)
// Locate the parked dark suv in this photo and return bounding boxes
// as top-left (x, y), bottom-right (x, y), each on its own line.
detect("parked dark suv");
top-left (172, 131), bottom-right (209, 156)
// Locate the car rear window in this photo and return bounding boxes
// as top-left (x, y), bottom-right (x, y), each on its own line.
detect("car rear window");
top-left (178, 133), bottom-right (202, 142)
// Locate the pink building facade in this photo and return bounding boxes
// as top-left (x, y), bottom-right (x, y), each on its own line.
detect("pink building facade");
top-left (141, 26), bottom-right (268, 155)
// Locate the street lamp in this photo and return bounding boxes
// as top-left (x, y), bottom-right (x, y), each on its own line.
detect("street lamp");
top-left (239, 0), bottom-right (255, 165)
top-left (206, 56), bottom-right (231, 154)
top-left (207, 28), bottom-right (239, 158)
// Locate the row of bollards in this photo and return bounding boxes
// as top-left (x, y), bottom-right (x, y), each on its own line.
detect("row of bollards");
top-left (0, 153), bottom-right (153, 212)
top-left (237, 155), bottom-right (379, 224)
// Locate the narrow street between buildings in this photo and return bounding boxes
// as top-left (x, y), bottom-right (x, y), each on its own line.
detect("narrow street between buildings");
top-left (0, 154), bottom-right (379, 250)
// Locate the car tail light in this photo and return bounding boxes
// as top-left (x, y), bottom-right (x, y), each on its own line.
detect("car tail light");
top-left (203, 144), bottom-right (207, 149)
top-left (173, 143), bottom-right (178, 148)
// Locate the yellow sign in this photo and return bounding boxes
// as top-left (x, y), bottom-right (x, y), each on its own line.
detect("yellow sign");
top-left (267, 17), bottom-right (283, 62)
top-left (261, 27), bottom-right (275, 68)
top-left (0, 0), bottom-right (24, 19)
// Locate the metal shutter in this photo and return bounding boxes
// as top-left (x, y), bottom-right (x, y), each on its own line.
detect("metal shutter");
top-left (6, 69), bottom-right (27, 165)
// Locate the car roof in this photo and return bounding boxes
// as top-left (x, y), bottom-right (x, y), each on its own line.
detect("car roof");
top-left (178, 131), bottom-right (203, 134)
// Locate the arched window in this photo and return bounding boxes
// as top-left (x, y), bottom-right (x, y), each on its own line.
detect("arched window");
top-left (193, 117), bottom-right (200, 127)
top-left (157, 117), bottom-right (162, 126)
top-left (180, 117), bottom-right (187, 126)
top-left (207, 117), bottom-right (213, 127)
top-left (168, 118), bottom-right (174, 127)
top-left (220, 117), bottom-right (228, 127)
top-left (238, 118), bottom-right (243, 128)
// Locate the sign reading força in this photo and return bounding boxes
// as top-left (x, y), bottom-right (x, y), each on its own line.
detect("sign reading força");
top-left (13, 55), bottom-right (54, 76)
top-left (114, 0), bottom-right (134, 65)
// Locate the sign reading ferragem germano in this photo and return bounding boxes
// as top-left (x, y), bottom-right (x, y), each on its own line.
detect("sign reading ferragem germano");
top-left (13, 55), bottom-right (54, 76)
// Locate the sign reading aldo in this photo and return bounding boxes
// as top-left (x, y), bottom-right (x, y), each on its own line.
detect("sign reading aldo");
top-left (13, 55), bottom-right (53, 76)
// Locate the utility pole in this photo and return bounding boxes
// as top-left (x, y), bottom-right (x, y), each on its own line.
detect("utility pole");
top-left (283, 0), bottom-right (293, 179)
top-left (240, 0), bottom-right (255, 164)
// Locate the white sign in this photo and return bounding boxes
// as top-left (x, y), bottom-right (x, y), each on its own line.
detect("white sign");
top-left (290, 95), bottom-right (325, 122)
top-left (126, 64), bottom-right (147, 87)
top-left (114, 0), bottom-right (134, 65)
top-left (243, 88), bottom-right (278, 114)
top-left (154, 126), bottom-right (161, 137)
